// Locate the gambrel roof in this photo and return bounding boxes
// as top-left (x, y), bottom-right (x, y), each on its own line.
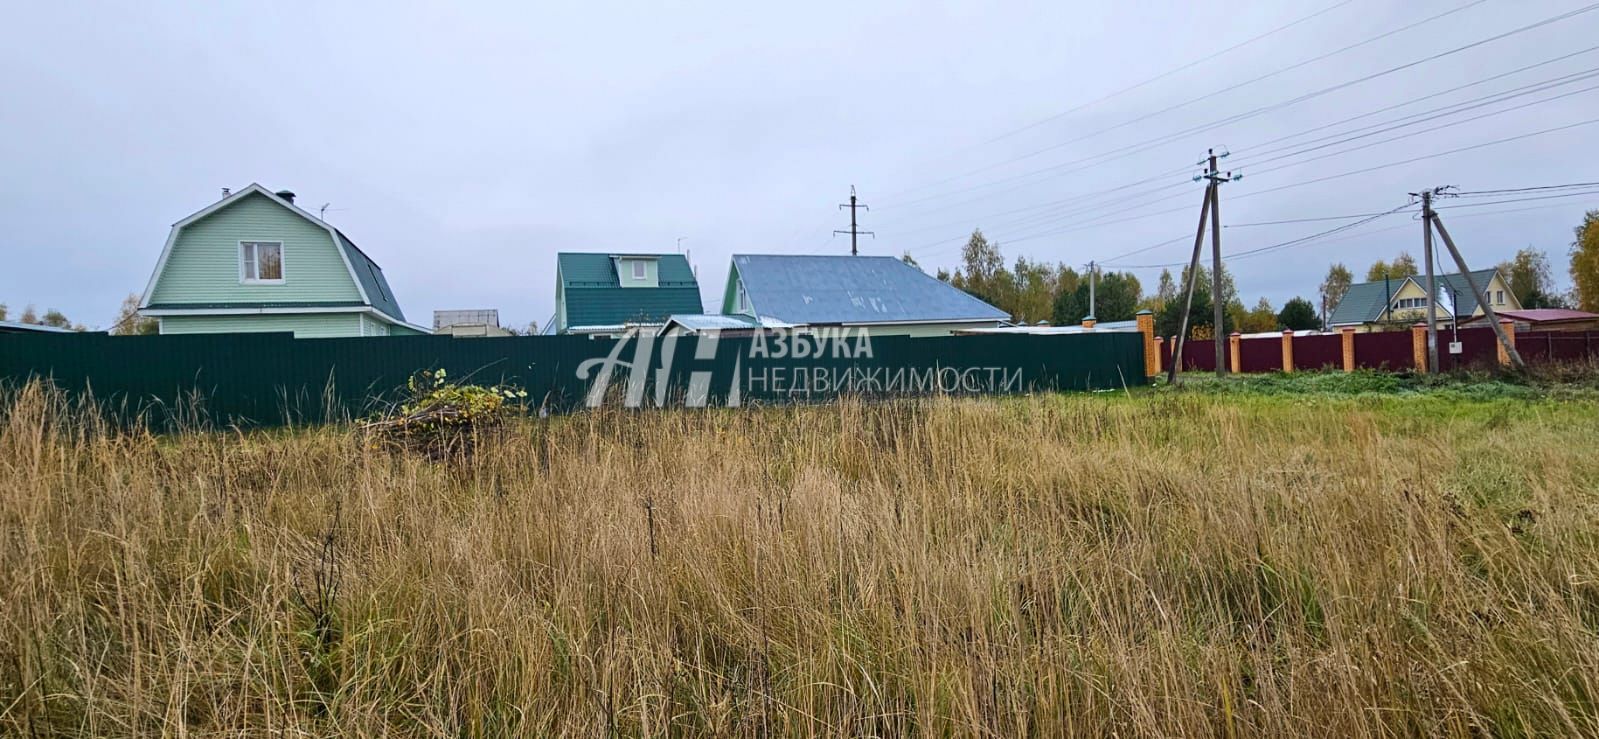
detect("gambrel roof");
top-left (139, 184), bottom-right (416, 328)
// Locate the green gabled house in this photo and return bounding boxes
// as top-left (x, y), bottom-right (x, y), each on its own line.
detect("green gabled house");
top-left (139, 184), bottom-right (428, 337)
top-left (552, 253), bottom-right (702, 335)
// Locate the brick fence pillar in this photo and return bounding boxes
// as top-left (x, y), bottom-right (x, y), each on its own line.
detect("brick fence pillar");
top-left (1153, 337), bottom-right (1164, 374)
top-left (1341, 327), bottom-right (1356, 372)
top-left (1411, 323), bottom-right (1428, 372)
top-left (1497, 317), bottom-right (1517, 366)
top-left (1229, 332), bottom-right (1242, 374)
top-left (1081, 317), bottom-right (1097, 329)
top-left (1281, 329), bottom-right (1295, 373)
top-left (1135, 310), bottom-right (1156, 377)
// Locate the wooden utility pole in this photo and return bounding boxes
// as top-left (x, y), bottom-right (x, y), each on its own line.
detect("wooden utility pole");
top-left (835, 186), bottom-right (873, 256)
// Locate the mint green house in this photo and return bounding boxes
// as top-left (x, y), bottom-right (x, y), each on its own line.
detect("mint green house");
top-left (138, 184), bottom-right (428, 337)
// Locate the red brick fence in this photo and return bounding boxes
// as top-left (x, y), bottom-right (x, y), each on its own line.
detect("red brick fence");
top-left (1127, 311), bottom-right (1599, 376)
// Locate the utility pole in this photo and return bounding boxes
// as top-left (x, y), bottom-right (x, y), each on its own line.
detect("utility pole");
top-left (1168, 149), bottom-right (1240, 383)
top-left (835, 186), bottom-right (873, 256)
top-left (1417, 188), bottom-right (1440, 373)
top-left (1201, 149), bottom-right (1240, 378)
top-left (1087, 261), bottom-right (1097, 320)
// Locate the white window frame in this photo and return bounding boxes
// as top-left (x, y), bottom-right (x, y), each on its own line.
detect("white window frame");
top-left (630, 259), bottom-right (646, 280)
top-left (737, 282), bottom-right (750, 313)
top-left (1496, 290), bottom-right (1504, 305)
top-left (240, 240), bottom-right (286, 284)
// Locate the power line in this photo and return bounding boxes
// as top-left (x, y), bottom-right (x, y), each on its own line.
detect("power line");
top-left (911, 116), bottom-right (1599, 261)
top-left (1225, 212), bottom-right (1397, 228)
top-left (1453, 181), bottom-right (1599, 196)
top-left (1231, 116), bottom-right (1599, 203)
top-left (929, 67), bottom-right (1599, 244)
top-left (972, 2), bottom-right (1356, 148)
top-left (1231, 67), bottom-right (1599, 171)
top-left (1103, 187), bottom-right (1599, 270)
top-left (1240, 44), bottom-right (1599, 154)
top-left (880, 7), bottom-right (1597, 217)
top-left (1105, 202), bottom-right (1414, 269)
top-left (880, 0), bottom-right (1495, 202)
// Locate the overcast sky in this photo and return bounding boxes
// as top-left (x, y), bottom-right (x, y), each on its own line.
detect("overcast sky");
top-left (2, 0), bottom-right (1595, 329)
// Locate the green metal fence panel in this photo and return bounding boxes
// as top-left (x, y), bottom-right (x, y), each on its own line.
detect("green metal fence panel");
top-left (0, 330), bottom-right (1146, 428)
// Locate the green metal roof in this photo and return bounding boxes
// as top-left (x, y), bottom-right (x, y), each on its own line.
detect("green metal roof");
top-left (557, 253), bottom-right (702, 328)
top-left (334, 230), bottom-right (407, 323)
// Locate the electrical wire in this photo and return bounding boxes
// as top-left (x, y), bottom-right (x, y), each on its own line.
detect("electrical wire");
top-left (973, 1), bottom-right (1356, 148)
top-left (879, 8), bottom-right (1599, 218)
top-left (880, 0), bottom-right (1496, 201)
top-left (878, 48), bottom-right (1599, 255)
top-left (1452, 181), bottom-right (1599, 196)
top-left (1102, 187), bottom-right (1599, 270)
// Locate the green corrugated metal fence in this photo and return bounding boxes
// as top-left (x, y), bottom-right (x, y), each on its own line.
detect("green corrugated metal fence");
top-left (0, 330), bottom-right (1145, 428)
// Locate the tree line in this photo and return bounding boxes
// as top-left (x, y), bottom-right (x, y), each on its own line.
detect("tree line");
top-left (929, 230), bottom-right (1320, 339)
top-left (936, 208), bottom-right (1599, 339)
top-left (1, 293), bottom-right (158, 334)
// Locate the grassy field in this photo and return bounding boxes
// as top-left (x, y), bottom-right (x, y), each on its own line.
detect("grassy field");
top-left (3, 375), bottom-right (1599, 736)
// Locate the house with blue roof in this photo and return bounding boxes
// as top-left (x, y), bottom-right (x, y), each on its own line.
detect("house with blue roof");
top-left (138, 184), bottom-right (427, 337)
top-left (552, 252), bottom-right (703, 335)
top-left (1328, 268), bottom-right (1518, 331)
top-left (668, 255), bottom-right (1007, 337)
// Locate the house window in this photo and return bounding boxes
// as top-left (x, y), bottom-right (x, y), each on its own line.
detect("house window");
top-left (631, 260), bottom-right (646, 280)
top-left (737, 282), bottom-right (750, 312)
top-left (1496, 290), bottom-right (1504, 305)
top-left (241, 241), bottom-right (284, 283)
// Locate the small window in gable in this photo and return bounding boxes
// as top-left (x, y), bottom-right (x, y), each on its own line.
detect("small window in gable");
top-left (241, 241), bottom-right (284, 283)
top-left (631, 260), bottom-right (646, 280)
top-left (737, 282), bottom-right (750, 312)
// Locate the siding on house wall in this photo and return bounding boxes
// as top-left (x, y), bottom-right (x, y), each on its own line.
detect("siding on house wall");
top-left (359, 314), bottom-right (391, 336)
top-left (149, 192), bottom-right (361, 305)
top-left (1473, 273), bottom-right (1513, 316)
top-left (721, 267), bottom-right (753, 316)
top-left (1382, 274), bottom-right (1516, 323)
top-left (160, 313), bottom-right (363, 338)
top-left (616, 258), bottom-right (660, 288)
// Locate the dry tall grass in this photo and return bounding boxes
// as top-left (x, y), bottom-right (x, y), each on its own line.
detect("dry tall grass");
top-left (3, 382), bottom-right (1598, 737)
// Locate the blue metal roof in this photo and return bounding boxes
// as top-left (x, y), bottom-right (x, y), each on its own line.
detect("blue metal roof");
top-left (663, 313), bottom-right (794, 332)
top-left (731, 255), bottom-right (1008, 325)
top-left (0, 320), bottom-right (78, 334)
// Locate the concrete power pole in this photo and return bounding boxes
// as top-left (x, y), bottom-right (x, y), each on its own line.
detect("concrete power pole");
top-left (1427, 205), bottom-right (1527, 370)
top-left (1087, 261), bottom-right (1097, 320)
top-left (1208, 150), bottom-right (1226, 377)
top-left (1419, 189), bottom-right (1440, 373)
top-left (1167, 183), bottom-right (1214, 385)
top-left (1200, 149), bottom-right (1240, 377)
top-left (835, 186), bottom-right (873, 256)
